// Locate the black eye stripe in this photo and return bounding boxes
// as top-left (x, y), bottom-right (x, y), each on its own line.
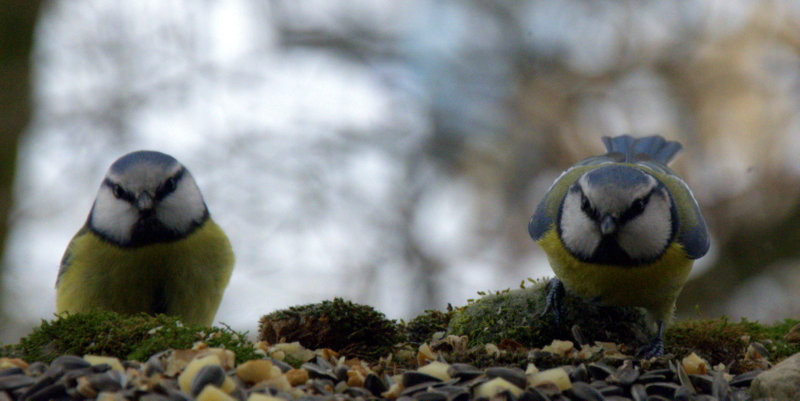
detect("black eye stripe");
top-left (578, 189), bottom-right (599, 220)
top-left (103, 169), bottom-right (185, 203)
top-left (155, 168), bottom-right (185, 200)
top-left (620, 190), bottom-right (655, 223)
top-left (104, 178), bottom-right (134, 202)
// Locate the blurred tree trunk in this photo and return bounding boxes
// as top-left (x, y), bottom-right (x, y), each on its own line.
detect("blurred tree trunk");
top-left (0, 0), bottom-right (40, 314)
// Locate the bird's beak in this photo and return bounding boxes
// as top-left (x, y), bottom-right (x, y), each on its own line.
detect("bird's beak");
top-left (136, 192), bottom-right (154, 212)
top-left (600, 214), bottom-right (616, 235)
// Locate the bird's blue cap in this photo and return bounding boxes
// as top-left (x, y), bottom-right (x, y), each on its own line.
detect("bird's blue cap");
top-left (110, 151), bottom-right (179, 175)
top-left (583, 164), bottom-right (651, 189)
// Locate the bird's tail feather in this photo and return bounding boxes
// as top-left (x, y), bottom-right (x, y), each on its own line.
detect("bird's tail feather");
top-left (602, 134), bottom-right (682, 164)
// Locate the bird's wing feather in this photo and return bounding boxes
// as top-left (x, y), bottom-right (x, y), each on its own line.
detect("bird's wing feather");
top-left (647, 170), bottom-right (710, 260)
top-left (529, 163), bottom-right (601, 241)
top-left (56, 224), bottom-right (90, 287)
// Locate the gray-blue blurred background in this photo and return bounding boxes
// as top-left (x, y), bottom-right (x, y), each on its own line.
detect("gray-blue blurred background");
top-left (2, 1), bottom-right (800, 343)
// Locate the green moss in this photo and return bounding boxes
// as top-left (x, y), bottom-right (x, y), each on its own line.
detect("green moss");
top-left (403, 308), bottom-right (453, 344)
top-left (447, 280), bottom-right (651, 349)
top-left (2, 312), bottom-right (258, 364)
top-left (738, 318), bottom-right (800, 361)
top-left (259, 297), bottom-right (401, 360)
top-left (448, 287), bottom-right (541, 346)
top-left (127, 323), bottom-right (259, 363)
top-left (665, 317), bottom-right (749, 365)
top-left (666, 317), bottom-right (800, 372)
top-left (4, 295), bottom-right (798, 375)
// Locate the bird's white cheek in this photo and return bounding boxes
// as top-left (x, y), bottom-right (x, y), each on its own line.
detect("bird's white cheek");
top-left (617, 201), bottom-right (672, 261)
top-left (90, 189), bottom-right (137, 243)
top-left (559, 195), bottom-right (601, 258)
top-left (155, 181), bottom-right (206, 232)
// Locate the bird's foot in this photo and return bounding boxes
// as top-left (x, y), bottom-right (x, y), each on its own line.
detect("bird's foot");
top-left (637, 336), bottom-right (664, 358)
top-left (637, 321), bottom-right (665, 358)
top-left (540, 278), bottom-right (565, 326)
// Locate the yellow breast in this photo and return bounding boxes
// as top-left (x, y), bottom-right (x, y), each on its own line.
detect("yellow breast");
top-left (56, 219), bottom-right (234, 326)
top-left (538, 229), bottom-right (692, 321)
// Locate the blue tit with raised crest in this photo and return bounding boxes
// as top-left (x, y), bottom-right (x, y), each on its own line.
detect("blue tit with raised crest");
top-left (56, 151), bottom-right (234, 326)
top-left (529, 135), bottom-right (709, 357)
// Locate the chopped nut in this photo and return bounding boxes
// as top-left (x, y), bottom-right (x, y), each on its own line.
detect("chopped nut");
top-left (682, 352), bottom-right (708, 375)
top-left (286, 368), bottom-right (309, 386)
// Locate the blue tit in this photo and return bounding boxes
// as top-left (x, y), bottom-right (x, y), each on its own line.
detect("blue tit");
top-left (529, 135), bottom-right (709, 357)
top-left (56, 151), bottom-right (234, 326)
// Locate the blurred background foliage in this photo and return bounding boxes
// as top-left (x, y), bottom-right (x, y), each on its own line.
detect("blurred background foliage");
top-left (2, 0), bottom-right (800, 342)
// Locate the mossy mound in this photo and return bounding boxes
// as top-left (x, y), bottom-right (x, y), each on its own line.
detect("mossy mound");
top-left (666, 317), bottom-right (800, 373)
top-left (666, 317), bottom-right (750, 367)
top-left (737, 318), bottom-right (800, 361)
top-left (403, 308), bottom-right (453, 344)
top-left (447, 280), bottom-right (652, 349)
top-left (259, 297), bottom-right (402, 360)
top-left (1, 311), bottom-right (258, 364)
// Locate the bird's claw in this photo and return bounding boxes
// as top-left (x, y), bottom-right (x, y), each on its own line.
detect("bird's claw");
top-left (636, 321), bottom-right (665, 358)
top-left (540, 278), bottom-right (565, 326)
top-left (636, 336), bottom-right (664, 358)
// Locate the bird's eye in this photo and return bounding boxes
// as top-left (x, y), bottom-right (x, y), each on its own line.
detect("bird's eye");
top-left (111, 184), bottom-right (124, 198)
top-left (164, 177), bottom-right (177, 192)
top-left (156, 176), bottom-right (179, 200)
top-left (631, 198), bottom-right (646, 214)
top-left (580, 195), bottom-right (593, 215)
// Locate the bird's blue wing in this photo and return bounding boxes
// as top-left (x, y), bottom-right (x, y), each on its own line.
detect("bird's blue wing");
top-left (529, 196), bottom-right (552, 241)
